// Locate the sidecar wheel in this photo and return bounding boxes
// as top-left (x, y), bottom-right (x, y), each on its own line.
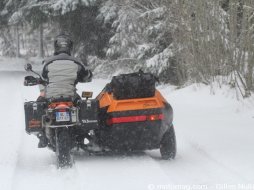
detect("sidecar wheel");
top-left (160, 125), bottom-right (176, 160)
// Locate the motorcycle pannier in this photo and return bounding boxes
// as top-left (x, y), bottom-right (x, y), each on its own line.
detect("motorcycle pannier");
top-left (24, 101), bottom-right (46, 134)
top-left (79, 99), bottom-right (99, 130)
top-left (111, 71), bottom-right (156, 100)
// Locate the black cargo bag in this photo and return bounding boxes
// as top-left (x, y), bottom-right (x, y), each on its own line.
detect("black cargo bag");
top-left (111, 70), bottom-right (157, 100)
top-left (24, 101), bottom-right (46, 134)
top-left (79, 99), bottom-right (99, 130)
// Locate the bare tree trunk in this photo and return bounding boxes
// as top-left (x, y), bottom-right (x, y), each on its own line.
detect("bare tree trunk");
top-left (39, 23), bottom-right (44, 58)
top-left (15, 25), bottom-right (20, 57)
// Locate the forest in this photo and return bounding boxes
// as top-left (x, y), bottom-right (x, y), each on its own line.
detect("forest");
top-left (0, 0), bottom-right (253, 97)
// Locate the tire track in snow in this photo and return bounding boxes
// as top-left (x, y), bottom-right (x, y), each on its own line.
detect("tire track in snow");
top-left (187, 140), bottom-right (250, 183)
top-left (0, 73), bottom-right (25, 190)
top-left (147, 135), bottom-right (250, 187)
top-left (72, 151), bottom-right (174, 190)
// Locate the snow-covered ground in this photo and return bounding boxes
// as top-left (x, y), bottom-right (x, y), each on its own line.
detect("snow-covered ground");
top-left (0, 59), bottom-right (254, 190)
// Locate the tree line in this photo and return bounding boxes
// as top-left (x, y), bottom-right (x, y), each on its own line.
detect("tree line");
top-left (0, 0), bottom-right (253, 96)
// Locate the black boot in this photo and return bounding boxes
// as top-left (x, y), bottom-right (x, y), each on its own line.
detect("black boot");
top-left (37, 133), bottom-right (48, 148)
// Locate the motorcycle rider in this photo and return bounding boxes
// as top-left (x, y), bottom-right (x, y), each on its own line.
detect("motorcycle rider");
top-left (37, 33), bottom-right (92, 148)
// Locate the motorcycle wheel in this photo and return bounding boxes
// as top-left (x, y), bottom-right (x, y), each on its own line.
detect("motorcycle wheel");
top-left (160, 125), bottom-right (176, 160)
top-left (55, 128), bottom-right (72, 168)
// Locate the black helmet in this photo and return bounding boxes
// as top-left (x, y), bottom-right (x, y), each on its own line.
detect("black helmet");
top-left (54, 34), bottom-right (73, 55)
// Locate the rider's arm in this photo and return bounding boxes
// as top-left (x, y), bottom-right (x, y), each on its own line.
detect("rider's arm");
top-left (42, 65), bottom-right (48, 80)
top-left (39, 60), bottom-right (48, 96)
top-left (77, 65), bottom-right (93, 83)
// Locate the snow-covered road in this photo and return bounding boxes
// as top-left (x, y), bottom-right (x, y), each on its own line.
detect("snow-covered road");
top-left (0, 70), bottom-right (254, 190)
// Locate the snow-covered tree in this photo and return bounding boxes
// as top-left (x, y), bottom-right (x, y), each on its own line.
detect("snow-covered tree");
top-left (0, 0), bottom-right (253, 93)
top-left (95, 0), bottom-right (180, 83)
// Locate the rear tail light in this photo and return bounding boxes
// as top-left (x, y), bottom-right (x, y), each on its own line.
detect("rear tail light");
top-left (48, 102), bottom-right (73, 109)
top-left (54, 103), bottom-right (70, 112)
top-left (147, 114), bottom-right (164, 121)
top-left (107, 114), bottom-right (164, 125)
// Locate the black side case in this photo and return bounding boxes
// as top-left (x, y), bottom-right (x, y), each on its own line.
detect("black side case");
top-left (111, 71), bottom-right (156, 100)
top-left (79, 99), bottom-right (99, 130)
top-left (24, 101), bottom-right (46, 134)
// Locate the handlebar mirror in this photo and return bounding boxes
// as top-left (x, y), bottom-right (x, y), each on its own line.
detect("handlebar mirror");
top-left (24, 63), bottom-right (32, 71)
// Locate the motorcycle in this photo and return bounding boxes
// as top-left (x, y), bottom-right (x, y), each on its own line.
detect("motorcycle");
top-left (24, 63), bottom-right (176, 168)
top-left (24, 63), bottom-right (99, 167)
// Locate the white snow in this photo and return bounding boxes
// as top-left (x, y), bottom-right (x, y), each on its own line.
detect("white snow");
top-left (0, 58), bottom-right (254, 190)
top-left (0, 57), bottom-right (27, 71)
top-left (51, 0), bottom-right (96, 14)
top-left (0, 57), bottom-right (43, 72)
top-left (146, 47), bottom-right (174, 70)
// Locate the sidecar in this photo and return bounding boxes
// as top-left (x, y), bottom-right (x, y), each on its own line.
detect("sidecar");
top-left (96, 71), bottom-right (176, 159)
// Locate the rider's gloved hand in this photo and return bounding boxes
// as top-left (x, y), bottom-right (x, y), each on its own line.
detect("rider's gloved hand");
top-left (24, 76), bottom-right (38, 86)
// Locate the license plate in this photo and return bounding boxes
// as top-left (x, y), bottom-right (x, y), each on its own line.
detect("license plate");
top-left (56, 112), bottom-right (70, 122)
